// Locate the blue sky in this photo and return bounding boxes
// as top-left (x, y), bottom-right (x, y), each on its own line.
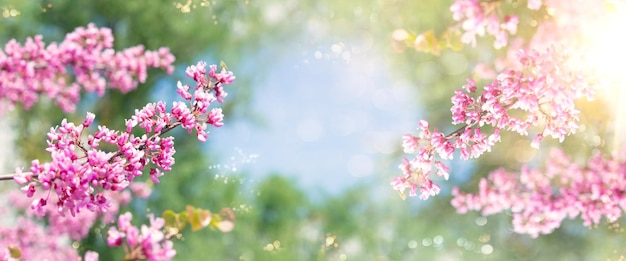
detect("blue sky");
top-left (208, 36), bottom-right (421, 195)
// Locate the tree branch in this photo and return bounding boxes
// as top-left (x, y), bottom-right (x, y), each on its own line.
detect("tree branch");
top-left (0, 171), bottom-right (33, 182)
top-left (0, 173), bottom-right (15, 181)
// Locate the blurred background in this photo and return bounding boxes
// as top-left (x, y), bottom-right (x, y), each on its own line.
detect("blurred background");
top-left (0, 0), bottom-right (623, 260)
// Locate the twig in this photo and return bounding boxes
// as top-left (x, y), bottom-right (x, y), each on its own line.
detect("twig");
top-left (0, 171), bottom-right (33, 182)
top-left (0, 173), bottom-right (15, 181)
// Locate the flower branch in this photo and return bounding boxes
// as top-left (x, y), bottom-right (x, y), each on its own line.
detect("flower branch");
top-left (0, 23), bottom-right (175, 113)
top-left (393, 47), bottom-right (593, 200)
top-left (452, 147), bottom-right (626, 237)
top-left (11, 61), bottom-right (234, 218)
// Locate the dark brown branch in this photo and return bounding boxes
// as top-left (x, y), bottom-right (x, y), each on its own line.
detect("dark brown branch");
top-left (0, 174), bottom-right (15, 181)
top-left (0, 172), bottom-right (33, 182)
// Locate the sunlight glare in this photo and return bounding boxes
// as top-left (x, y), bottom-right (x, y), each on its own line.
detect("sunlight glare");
top-left (585, 7), bottom-right (626, 84)
top-left (582, 3), bottom-right (626, 151)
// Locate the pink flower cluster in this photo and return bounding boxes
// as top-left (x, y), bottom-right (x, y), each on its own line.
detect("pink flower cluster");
top-left (392, 120), bottom-right (451, 200)
top-left (0, 217), bottom-right (84, 261)
top-left (0, 23), bottom-right (175, 113)
top-left (107, 212), bottom-right (176, 261)
top-left (451, 148), bottom-right (626, 237)
top-left (453, 48), bottom-right (593, 147)
top-left (449, 0), bottom-right (542, 49)
top-left (13, 61), bottom-right (234, 218)
top-left (393, 47), bottom-right (593, 200)
top-left (6, 182), bottom-right (150, 241)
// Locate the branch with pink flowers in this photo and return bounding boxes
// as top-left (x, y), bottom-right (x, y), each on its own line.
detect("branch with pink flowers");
top-left (392, 47), bottom-right (593, 200)
top-left (452, 148), bottom-right (626, 238)
top-left (107, 205), bottom-right (235, 261)
top-left (0, 23), bottom-right (175, 113)
top-left (12, 60), bottom-right (233, 218)
top-left (392, 0), bottom-right (626, 239)
top-left (392, 0), bottom-right (540, 55)
top-left (0, 23), bottom-right (237, 261)
top-left (0, 61), bottom-right (235, 261)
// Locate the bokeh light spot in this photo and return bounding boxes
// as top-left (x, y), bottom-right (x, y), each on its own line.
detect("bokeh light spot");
top-left (481, 244), bottom-right (494, 255)
top-left (475, 216), bottom-right (487, 226)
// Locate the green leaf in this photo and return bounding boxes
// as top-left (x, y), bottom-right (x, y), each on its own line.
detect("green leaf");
top-left (163, 210), bottom-right (177, 226)
top-left (414, 30), bottom-right (440, 55)
top-left (162, 209), bottom-right (188, 231)
top-left (186, 205), bottom-right (212, 231)
top-left (8, 246), bottom-right (22, 259)
top-left (220, 60), bottom-right (230, 71)
top-left (440, 28), bottom-right (464, 51)
top-left (186, 205), bottom-right (200, 231)
top-left (179, 211), bottom-right (189, 226)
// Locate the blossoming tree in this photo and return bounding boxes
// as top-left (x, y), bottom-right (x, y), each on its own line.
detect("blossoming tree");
top-left (0, 23), bottom-right (235, 260)
top-left (392, 0), bottom-right (626, 238)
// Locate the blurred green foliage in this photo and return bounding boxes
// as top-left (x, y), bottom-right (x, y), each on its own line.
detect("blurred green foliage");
top-left (0, 0), bottom-right (623, 260)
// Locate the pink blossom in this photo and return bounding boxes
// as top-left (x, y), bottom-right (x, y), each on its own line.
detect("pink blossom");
top-left (0, 217), bottom-right (79, 261)
top-left (84, 251), bottom-right (99, 261)
top-left (107, 212), bottom-right (177, 261)
top-left (450, 0), bottom-right (521, 48)
top-left (394, 47), bottom-right (591, 200)
top-left (0, 23), bottom-right (175, 114)
top-left (12, 168), bottom-right (29, 185)
top-left (129, 182), bottom-right (153, 198)
top-left (107, 227), bottom-right (124, 247)
top-left (185, 60), bottom-right (207, 84)
top-left (401, 134), bottom-right (419, 153)
top-left (452, 148), bottom-right (626, 237)
top-left (531, 133), bottom-right (543, 148)
top-left (207, 108), bottom-right (224, 127)
top-left (6, 188), bottom-right (129, 241)
top-left (15, 61), bottom-right (235, 216)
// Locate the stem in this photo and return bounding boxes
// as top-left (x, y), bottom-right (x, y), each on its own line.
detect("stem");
top-left (1, 79), bottom-right (220, 182)
top-left (107, 121), bottom-right (181, 164)
top-left (0, 174), bottom-right (15, 181)
top-left (443, 93), bottom-right (519, 141)
top-left (445, 124), bottom-right (469, 139)
top-left (106, 80), bottom-right (219, 164)
top-left (0, 172), bottom-right (32, 181)
top-left (0, 118), bottom-right (184, 181)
